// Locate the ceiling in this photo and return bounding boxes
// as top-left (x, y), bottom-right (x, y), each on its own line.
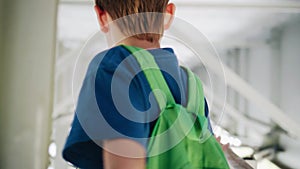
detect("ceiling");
top-left (57, 0), bottom-right (300, 47)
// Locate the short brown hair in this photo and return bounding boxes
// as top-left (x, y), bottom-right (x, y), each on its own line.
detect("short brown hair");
top-left (95, 0), bottom-right (169, 42)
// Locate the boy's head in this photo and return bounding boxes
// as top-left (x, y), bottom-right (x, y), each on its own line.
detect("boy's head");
top-left (94, 0), bottom-right (175, 43)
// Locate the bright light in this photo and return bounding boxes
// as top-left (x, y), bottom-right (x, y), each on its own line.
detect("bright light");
top-left (48, 142), bottom-right (57, 158)
top-left (214, 125), bottom-right (242, 146)
top-left (232, 138), bottom-right (242, 147)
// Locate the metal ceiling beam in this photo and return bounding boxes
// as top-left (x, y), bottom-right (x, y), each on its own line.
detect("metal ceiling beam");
top-left (175, 1), bottom-right (300, 9)
top-left (59, 0), bottom-right (300, 11)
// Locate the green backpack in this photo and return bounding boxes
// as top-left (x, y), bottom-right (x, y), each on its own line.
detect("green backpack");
top-left (123, 45), bottom-right (230, 169)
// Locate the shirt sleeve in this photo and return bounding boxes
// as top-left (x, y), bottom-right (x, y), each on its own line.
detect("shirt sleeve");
top-left (62, 49), bottom-right (152, 169)
top-left (62, 69), bottom-right (105, 169)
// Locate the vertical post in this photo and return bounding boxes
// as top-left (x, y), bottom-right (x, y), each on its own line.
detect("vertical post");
top-left (0, 0), bottom-right (57, 168)
top-left (0, 0), bottom-right (4, 166)
top-left (268, 27), bottom-right (282, 107)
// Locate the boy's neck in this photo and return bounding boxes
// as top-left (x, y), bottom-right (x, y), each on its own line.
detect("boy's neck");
top-left (117, 37), bottom-right (161, 49)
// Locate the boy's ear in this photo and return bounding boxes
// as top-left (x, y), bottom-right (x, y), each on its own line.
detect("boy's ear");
top-left (94, 5), bottom-right (109, 33)
top-left (164, 3), bottom-right (176, 30)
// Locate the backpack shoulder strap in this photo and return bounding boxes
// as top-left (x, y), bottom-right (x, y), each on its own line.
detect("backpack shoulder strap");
top-left (182, 67), bottom-right (205, 116)
top-left (123, 45), bottom-right (205, 117)
top-left (122, 45), bottom-right (175, 111)
top-left (182, 67), bottom-right (210, 142)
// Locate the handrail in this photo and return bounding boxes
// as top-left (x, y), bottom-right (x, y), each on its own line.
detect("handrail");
top-left (225, 148), bottom-right (253, 169)
top-left (223, 65), bottom-right (300, 138)
top-left (195, 51), bottom-right (300, 139)
top-left (202, 85), bottom-right (272, 134)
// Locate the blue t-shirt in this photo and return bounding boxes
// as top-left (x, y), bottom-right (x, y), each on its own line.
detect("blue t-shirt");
top-left (62, 45), bottom-right (212, 169)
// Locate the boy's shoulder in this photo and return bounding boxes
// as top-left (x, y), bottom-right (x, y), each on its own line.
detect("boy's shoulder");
top-left (86, 45), bottom-right (176, 76)
top-left (88, 45), bottom-right (126, 69)
top-left (84, 45), bottom-right (127, 77)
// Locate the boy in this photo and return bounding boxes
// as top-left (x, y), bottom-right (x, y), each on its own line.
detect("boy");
top-left (63, 0), bottom-right (213, 169)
